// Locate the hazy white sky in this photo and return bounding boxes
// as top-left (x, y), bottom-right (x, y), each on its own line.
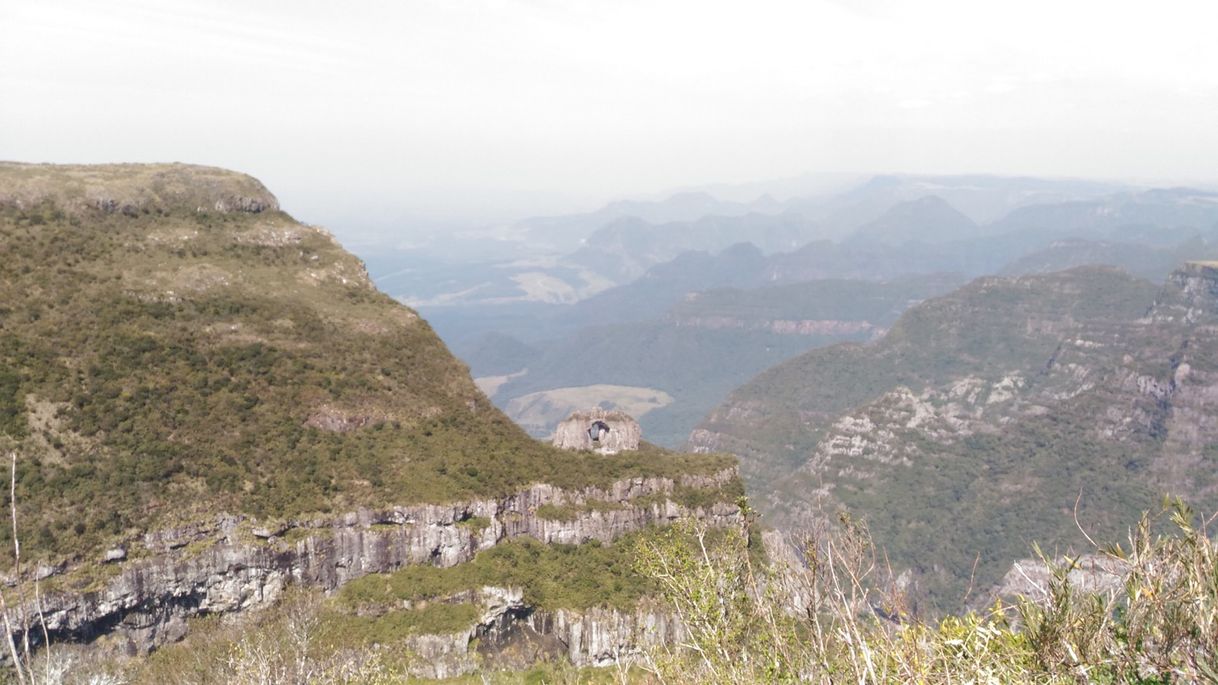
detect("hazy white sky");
top-left (3, 0), bottom-right (1217, 238)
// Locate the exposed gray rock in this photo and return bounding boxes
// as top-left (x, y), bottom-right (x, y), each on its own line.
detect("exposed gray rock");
top-left (528, 603), bottom-right (682, 668)
top-left (398, 586), bottom-right (685, 679)
top-left (12, 469), bottom-right (739, 659)
top-left (552, 409), bottom-right (642, 454)
top-left (980, 553), bottom-right (1128, 610)
top-left (33, 563), bottom-right (64, 582)
top-left (1156, 261), bottom-right (1218, 323)
top-left (401, 631), bottom-right (476, 679)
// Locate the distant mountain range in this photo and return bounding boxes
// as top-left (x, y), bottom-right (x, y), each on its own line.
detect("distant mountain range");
top-left (481, 274), bottom-right (965, 446)
top-left (1000, 237), bottom-right (1215, 281)
top-left (566, 211), bottom-right (823, 284)
top-left (512, 190), bottom-right (773, 253)
top-left (370, 173), bottom-right (1218, 468)
top-left (371, 173), bottom-right (1167, 309)
top-left (847, 195), bottom-right (979, 246)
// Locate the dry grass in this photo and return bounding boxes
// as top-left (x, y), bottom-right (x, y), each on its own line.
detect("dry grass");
top-left (631, 498), bottom-right (1218, 684)
top-left (0, 162), bottom-right (278, 216)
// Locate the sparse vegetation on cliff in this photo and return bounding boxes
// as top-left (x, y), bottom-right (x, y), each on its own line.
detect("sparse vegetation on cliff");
top-left (27, 499), bottom-right (1218, 683)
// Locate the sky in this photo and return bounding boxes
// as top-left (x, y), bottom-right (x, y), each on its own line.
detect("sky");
top-left (3, 0), bottom-right (1218, 242)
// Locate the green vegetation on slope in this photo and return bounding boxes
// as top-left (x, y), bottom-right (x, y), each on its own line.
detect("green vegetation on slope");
top-left (489, 274), bottom-right (964, 447)
top-left (340, 532), bottom-right (659, 614)
top-left (0, 163), bottom-right (731, 563)
top-left (709, 267), bottom-right (1159, 462)
top-left (668, 273), bottom-right (963, 324)
top-left (697, 266), bottom-right (1218, 609)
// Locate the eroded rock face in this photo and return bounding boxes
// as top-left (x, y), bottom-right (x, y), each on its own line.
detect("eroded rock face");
top-left (398, 586), bottom-right (685, 679)
top-left (981, 554), bottom-right (1128, 610)
top-left (17, 469), bottom-right (739, 658)
top-left (1157, 261), bottom-right (1218, 323)
top-left (552, 409), bottom-right (642, 454)
top-left (690, 265), bottom-right (1218, 608)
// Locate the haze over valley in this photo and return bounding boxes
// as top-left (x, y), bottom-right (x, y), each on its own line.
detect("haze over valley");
top-left (5, 0), bottom-right (1218, 681)
top-left (385, 174), bottom-right (1218, 445)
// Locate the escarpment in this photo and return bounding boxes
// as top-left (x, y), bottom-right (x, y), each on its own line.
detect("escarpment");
top-left (22, 468), bottom-right (739, 658)
top-left (0, 162), bottom-right (740, 666)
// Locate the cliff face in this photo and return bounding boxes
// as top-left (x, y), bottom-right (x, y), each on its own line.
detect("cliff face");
top-left (0, 162), bottom-right (741, 672)
top-left (24, 468), bottom-right (738, 658)
top-left (1157, 261), bottom-right (1218, 322)
top-left (692, 265), bottom-right (1218, 608)
top-left (401, 587), bottom-right (684, 678)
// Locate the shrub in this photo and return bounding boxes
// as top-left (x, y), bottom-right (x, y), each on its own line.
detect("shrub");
top-left (633, 499), bottom-right (1218, 684)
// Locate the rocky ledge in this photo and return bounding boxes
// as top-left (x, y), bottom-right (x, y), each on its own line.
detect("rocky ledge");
top-left (1156, 261), bottom-right (1218, 322)
top-left (10, 468), bottom-right (740, 658)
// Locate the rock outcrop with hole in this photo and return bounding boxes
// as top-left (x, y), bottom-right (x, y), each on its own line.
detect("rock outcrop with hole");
top-left (552, 409), bottom-right (642, 454)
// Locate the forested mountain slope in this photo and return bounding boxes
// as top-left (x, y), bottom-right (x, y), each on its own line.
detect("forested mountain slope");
top-left (492, 275), bottom-right (963, 446)
top-left (692, 264), bottom-right (1218, 607)
top-left (0, 162), bottom-right (732, 561)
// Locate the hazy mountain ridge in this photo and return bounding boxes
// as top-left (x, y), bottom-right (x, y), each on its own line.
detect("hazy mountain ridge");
top-left (511, 190), bottom-right (774, 253)
top-left (488, 274), bottom-right (965, 446)
top-left (376, 173), bottom-right (1143, 310)
top-left (784, 173), bottom-right (1131, 230)
top-left (985, 187), bottom-right (1218, 251)
top-left (1001, 237), bottom-right (1218, 282)
top-left (846, 195), bottom-right (978, 246)
top-left (402, 174), bottom-right (1218, 476)
top-left (395, 174), bottom-right (1218, 329)
top-left (567, 211), bottom-right (823, 284)
top-left (690, 264), bottom-right (1218, 608)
